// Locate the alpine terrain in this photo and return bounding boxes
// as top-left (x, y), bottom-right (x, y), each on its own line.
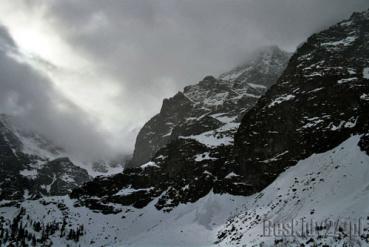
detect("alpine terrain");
top-left (0, 8), bottom-right (369, 247)
top-left (0, 114), bottom-right (90, 201)
top-left (0, 114), bottom-right (123, 202)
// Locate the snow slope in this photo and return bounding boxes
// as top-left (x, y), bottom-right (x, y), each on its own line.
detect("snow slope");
top-left (0, 192), bottom-right (246, 246)
top-left (1, 135), bottom-right (368, 246)
top-left (217, 135), bottom-right (369, 246)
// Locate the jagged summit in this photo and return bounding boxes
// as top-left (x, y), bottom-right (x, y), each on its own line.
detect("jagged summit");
top-left (69, 10), bottom-right (369, 246)
top-left (127, 46), bottom-right (290, 168)
top-left (74, 9), bottom-right (369, 215)
top-left (71, 46), bottom-right (290, 215)
top-left (0, 114), bottom-right (64, 160)
top-left (219, 45), bottom-right (290, 87)
top-left (0, 114), bottom-right (91, 200)
top-left (0, 113), bottom-right (124, 201)
top-left (234, 7), bottom-right (369, 190)
top-left (2, 9), bottom-right (369, 247)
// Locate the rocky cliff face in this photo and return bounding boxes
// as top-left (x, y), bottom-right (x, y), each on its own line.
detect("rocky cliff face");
top-left (127, 92), bottom-right (194, 168)
top-left (234, 9), bottom-right (369, 191)
top-left (0, 115), bottom-right (91, 201)
top-left (71, 46), bottom-right (291, 212)
top-left (128, 46), bottom-right (290, 168)
top-left (72, 10), bottom-right (369, 215)
top-left (2, 9), bottom-right (369, 247)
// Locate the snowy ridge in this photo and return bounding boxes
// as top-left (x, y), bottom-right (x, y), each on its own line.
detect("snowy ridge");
top-left (1, 136), bottom-right (368, 246)
top-left (0, 114), bottom-right (63, 161)
top-left (0, 115), bottom-right (92, 200)
top-left (128, 46), bottom-right (290, 168)
top-left (2, 9), bottom-right (369, 246)
top-left (0, 114), bottom-right (122, 178)
top-left (217, 135), bottom-right (369, 246)
top-left (179, 113), bottom-right (240, 148)
top-left (177, 46), bottom-right (290, 147)
top-left (219, 46), bottom-right (290, 88)
top-left (0, 114), bottom-right (72, 172)
top-left (234, 8), bottom-right (369, 194)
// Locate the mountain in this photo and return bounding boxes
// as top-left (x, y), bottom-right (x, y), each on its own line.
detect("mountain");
top-left (70, 46), bottom-right (290, 213)
top-left (4, 135), bottom-right (366, 247)
top-left (127, 46), bottom-right (290, 168)
top-left (234, 8), bottom-right (369, 191)
top-left (216, 9), bottom-right (369, 246)
top-left (217, 135), bottom-right (369, 246)
top-left (0, 114), bottom-right (91, 201)
top-left (0, 115), bottom-right (125, 201)
top-left (1, 9), bottom-right (369, 247)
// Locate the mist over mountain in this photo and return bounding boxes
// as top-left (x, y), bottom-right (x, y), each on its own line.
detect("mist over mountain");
top-left (1, 0), bottom-right (368, 158)
top-left (0, 2), bottom-right (369, 247)
top-left (128, 46), bottom-right (291, 168)
top-left (0, 25), bottom-right (121, 163)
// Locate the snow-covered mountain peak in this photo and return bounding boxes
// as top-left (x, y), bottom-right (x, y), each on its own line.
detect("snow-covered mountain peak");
top-left (1, 9), bottom-right (369, 247)
top-left (128, 46), bottom-right (290, 168)
top-left (0, 114), bottom-right (64, 161)
top-left (0, 114), bottom-right (125, 201)
top-left (234, 7), bottom-right (369, 194)
top-left (0, 114), bottom-right (92, 200)
top-left (219, 46), bottom-right (290, 87)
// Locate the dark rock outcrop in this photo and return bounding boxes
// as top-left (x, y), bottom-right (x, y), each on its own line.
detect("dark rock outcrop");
top-left (72, 10), bottom-right (369, 213)
top-left (127, 46), bottom-right (291, 168)
top-left (0, 115), bottom-right (91, 200)
top-left (234, 9), bottom-right (369, 191)
top-left (128, 92), bottom-right (194, 168)
top-left (72, 46), bottom-right (290, 212)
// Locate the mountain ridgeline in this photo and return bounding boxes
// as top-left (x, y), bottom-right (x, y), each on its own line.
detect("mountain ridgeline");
top-left (127, 46), bottom-right (290, 168)
top-left (71, 10), bottom-right (369, 214)
top-left (70, 47), bottom-right (291, 211)
top-left (1, 9), bottom-right (369, 247)
top-left (0, 115), bottom-right (91, 201)
top-left (234, 10), bottom-right (369, 190)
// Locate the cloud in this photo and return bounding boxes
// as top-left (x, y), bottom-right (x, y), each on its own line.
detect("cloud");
top-left (42, 0), bottom-right (369, 80)
top-left (0, 25), bottom-right (119, 162)
top-left (0, 0), bottom-right (369, 157)
top-left (38, 0), bottom-right (369, 113)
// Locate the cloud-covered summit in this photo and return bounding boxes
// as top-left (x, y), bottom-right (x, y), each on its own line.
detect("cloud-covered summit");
top-left (0, 0), bottom-right (368, 159)
top-left (0, 25), bottom-right (119, 162)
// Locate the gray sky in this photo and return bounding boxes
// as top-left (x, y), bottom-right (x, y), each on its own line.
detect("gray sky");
top-left (0, 0), bottom-right (368, 159)
top-left (0, 25), bottom-right (115, 161)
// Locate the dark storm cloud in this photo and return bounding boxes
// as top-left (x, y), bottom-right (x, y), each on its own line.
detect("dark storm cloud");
top-left (0, 25), bottom-right (117, 162)
top-left (40, 0), bottom-right (369, 118)
top-left (1, 0), bottom-right (369, 159)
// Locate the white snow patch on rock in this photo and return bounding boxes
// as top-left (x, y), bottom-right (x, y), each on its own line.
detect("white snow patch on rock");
top-left (210, 113), bottom-right (237, 124)
top-left (337, 77), bottom-right (357, 84)
top-left (247, 83), bottom-right (266, 89)
top-left (19, 169), bottom-right (38, 179)
top-left (268, 94), bottom-right (295, 108)
top-left (225, 172), bottom-right (240, 179)
top-left (321, 36), bottom-right (357, 47)
top-left (360, 93), bottom-right (369, 101)
top-left (181, 132), bottom-right (233, 148)
top-left (363, 67), bottom-right (369, 79)
top-left (330, 117), bottom-right (358, 130)
top-left (194, 152), bottom-right (217, 162)
top-left (141, 161), bottom-right (160, 169)
top-left (115, 186), bottom-right (154, 196)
